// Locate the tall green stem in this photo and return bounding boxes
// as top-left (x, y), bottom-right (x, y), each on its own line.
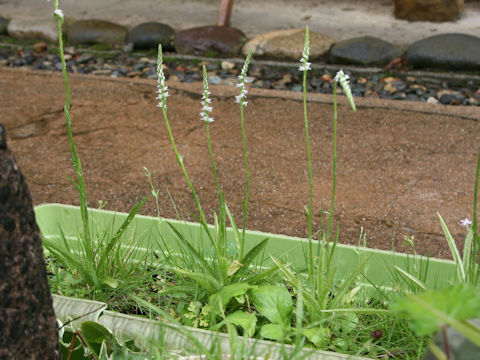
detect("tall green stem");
top-left (327, 82), bottom-right (338, 244)
top-left (161, 106), bottom-right (213, 245)
top-left (303, 68), bottom-right (315, 289)
top-left (240, 103), bottom-right (249, 258)
top-left (53, 0), bottom-right (93, 265)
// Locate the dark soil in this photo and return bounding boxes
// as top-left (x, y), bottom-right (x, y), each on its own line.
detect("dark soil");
top-left (2, 68), bottom-right (479, 259)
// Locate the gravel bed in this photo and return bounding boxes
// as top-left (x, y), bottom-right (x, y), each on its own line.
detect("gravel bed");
top-left (1, 40), bottom-right (479, 107)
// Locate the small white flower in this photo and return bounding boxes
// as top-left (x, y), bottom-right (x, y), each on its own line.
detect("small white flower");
top-left (298, 27), bottom-right (310, 72)
top-left (54, 9), bottom-right (64, 19)
top-left (460, 218), bottom-right (472, 227)
top-left (200, 65), bottom-right (214, 122)
top-left (334, 69), bottom-right (356, 112)
top-left (156, 46), bottom-right (169, 110)
top-left (299, 62), bottom-right (311, 72)
top-left (236, 51), bottom-right (252, 106)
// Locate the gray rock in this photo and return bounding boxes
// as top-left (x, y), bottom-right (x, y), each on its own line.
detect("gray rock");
top-left (127, 22), bottom-right (174, 50)
top-left (0, 16), bottom-right (8, 35)
top-left (329, 36), bottom-right (403, 66)
top-left (67, 20), bottom-right (127, 45)
top-left (242, 28), bottom-right (333, 60)
top-left (406, 33), bottom-right (480, 70)
top-left (423, 319), bottom-right (480, 360)
top-left (174, 25), bottom-right (247, 56)
top-left (7, 18), bottom-right (58, 43)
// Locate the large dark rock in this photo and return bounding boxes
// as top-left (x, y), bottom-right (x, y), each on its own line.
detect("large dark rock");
top-left (67, 19), bottom-right (127, 45)
top-left (127, 22), bottom-right (175, 50)
top-left (329, 36), bottom-right (403, 67)
top-left (394, 0), bottom-right (464, 22)
top-left (406, 33), bottom-right (480, 70)
top-left (0, 124), bottom-right (61, 359)
top-left (0, 16), bottom-right (8, 36)
top-left (174, 25), bottom-right (247, 56)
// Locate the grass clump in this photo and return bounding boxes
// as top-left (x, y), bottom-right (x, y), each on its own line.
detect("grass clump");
top-left (42, 1), bottom-right (480, 359)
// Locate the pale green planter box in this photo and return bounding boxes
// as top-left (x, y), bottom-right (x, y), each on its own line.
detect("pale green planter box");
top-left (35, 203), bottom-right (457, 291)
top-left (35, 203), bottom-right (458, 359)
top-left (52, 294), bottom-right (367, 360)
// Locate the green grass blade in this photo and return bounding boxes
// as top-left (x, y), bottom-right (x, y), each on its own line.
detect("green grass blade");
top-left (166, 222), bottom-right (217, 280)
top-left (236, 238), bottom-right (269, 275)
top-left (394, 266), bottom-right (427, 291)
top-left (270, 255), bottom-right (321, 315)
top-left (438, 213), bottom-right (465, 282)
top-left (97, 195), bottom-right (148, 271)
top-left (171, 268), bottom-right (219, 294)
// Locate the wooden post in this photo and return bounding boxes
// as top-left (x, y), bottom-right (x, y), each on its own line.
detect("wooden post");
top-left (217, 0), bottom-right (235, 27)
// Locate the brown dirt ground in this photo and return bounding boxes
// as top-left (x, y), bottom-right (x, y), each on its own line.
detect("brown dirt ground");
top-left (2, 68), bottom-right (479, 259)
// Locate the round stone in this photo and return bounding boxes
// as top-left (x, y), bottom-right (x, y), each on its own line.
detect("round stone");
top-left (7, 18), bottom-right (58, 43)
top-left (174, 25), bottom-right (247, 56)
top-left (127, 22), bottom-right (175, 50)
top-left (242, 28), bottom-right (333, 60)
top-left (329, 36), bottom-right (403, 66)
top-left (67, 20), bottom-right (127, 45)
top-left (406, 33), bottom-right (480, 71)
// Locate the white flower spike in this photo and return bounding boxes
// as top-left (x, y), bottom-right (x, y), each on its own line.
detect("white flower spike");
top-left (156, 45), bottom-right (169, 110)
top-left (200, 66), bottom-right (214, 122)
top-left (54, 9), bottom-right (64, 19)
top-left (334, 69), bottom-right (356, 112)
top-left (460, 218), bottom-right (472, 227)
top-left (236, 51), bottom-right (252, 106)
top-left (299, 26), bottom-right (311, 72)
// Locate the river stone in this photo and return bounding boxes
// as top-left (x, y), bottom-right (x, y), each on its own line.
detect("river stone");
top-left (406, 34), bottom-right (480, 70)
top-left (0, 16), bottom-right (8, 35)
top-left (329, 36), bottom-right (403, 66)
top-left (7, 18), bottom-right (58, 42)
top-left (394, 0), bottom-right (464, 22)
top-left (127, 22), bottom-right (175, 50)
top-left (174, 25), bottom-right (246, 56)
top-left (242, 28), bottom-right (333, 60)
top-left (67, 19), bottom-right (127, 45)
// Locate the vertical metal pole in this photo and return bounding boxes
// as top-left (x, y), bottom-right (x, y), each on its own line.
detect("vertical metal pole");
top-left (217, 0), bottom-right (235, 26)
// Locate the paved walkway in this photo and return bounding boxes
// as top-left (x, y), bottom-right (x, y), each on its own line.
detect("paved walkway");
top-left (1, 0), bottom-right (479, 46)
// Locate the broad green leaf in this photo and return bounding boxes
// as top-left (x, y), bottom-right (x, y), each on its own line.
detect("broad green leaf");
top-left (390, 284), bottom-right (480, 336)
top-left (260, 323), bottom-right (285, 341)
top-left (227, 260), bottom-right (243, 276)
top-left (217, 311), bottom-right (257, 337)
top-left (100, 276), bottom-right (118, 289)
top-left (336, 312), bottom-right (359, 335)
top-left (303, 327), bottom-right (331, 348)
top-left (250, 285), bottom-right (293, 327)
top-left (80, 321), bottom-right (112, 344)
top-left (270, 256), bottom-right (320, 314)
top-left (209, 283), bottom-right (253, 315)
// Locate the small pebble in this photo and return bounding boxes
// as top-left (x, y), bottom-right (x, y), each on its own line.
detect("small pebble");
top-left (427, 96), bottom-right (439, 104)
top-left (33, 42), bottom-right (48, 53)
top-left (221, 61), bottom-right (235, 70)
